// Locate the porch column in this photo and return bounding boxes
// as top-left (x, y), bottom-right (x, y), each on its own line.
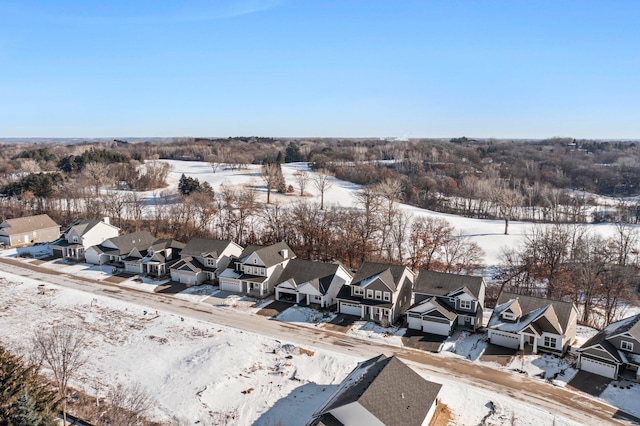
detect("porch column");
top-left (306, 294), bottom-right (310, 305)
top-left (519, 334), bottom-right (525, 350)
top-left (296, 293), bottom-right (301, 304)
top-left (360, 305), bottom-right (365, 319)
top-left (533, 337), bottom-right (538, 354)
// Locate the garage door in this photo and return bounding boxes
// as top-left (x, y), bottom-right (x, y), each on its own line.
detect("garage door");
top-left (276, 288), bottom-right (297, 301)
top-left (340, 302), bottom-right (361, 317)
top-left (489, 331), bottom-right (520, 349)
top-left (580, 356), bottom-right (617, 379)
top-left (407, 315), bottom-right (422, 330)
top-left (52, 249), bottom-right (64, 258)
top-left (422, 320), bottom-right (452, 336)
top-left (220, 279), bottom-right (242, 293)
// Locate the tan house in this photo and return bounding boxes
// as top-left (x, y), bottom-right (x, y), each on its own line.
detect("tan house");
top-left (0, 214), bottom-right (60, 247)
top-left (49, 218), bottom-right (120, 261)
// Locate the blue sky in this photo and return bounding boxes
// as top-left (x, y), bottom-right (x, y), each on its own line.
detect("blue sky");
top-left (1, 0), bottom-right (639, 138)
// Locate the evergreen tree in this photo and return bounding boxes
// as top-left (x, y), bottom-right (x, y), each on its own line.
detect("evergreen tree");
top-left (284, 142), bottom-right (302, 163)
top-left (0, 346), bottom-right (58, 426)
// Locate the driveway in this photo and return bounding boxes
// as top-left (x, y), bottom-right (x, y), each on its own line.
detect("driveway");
top-left (568, 370), bottom-right (613, 396)
top-left (480, 343), bottom-right (518, 366)
top-left (323, 314), bottom-right (358, 332)
top-left (257, 300), bottom-right (293, 318)
top-left (401, 329), bottom-right (447, 353)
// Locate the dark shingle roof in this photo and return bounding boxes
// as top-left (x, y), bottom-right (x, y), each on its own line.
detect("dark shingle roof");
top-left (277, 260), bottom-right (350, 294)
top-left (351, 262), bottom-right (410, 292)
top-left (100, 231), bottom-right (156, 255)
top-left (580, 314), bottom-right (640, 351)
top-left (0, 214), bottom-right (59, 235)
top-left (496, 292), bottom-right (576, 332)
top-left (414, 270), bottom-right (484, 298)
top-left (181, 238), bottom-right (238, 258)
top-left (314, 355), bottom-right (441, 426)
top-left (309, 413), bottom-right (344, 426)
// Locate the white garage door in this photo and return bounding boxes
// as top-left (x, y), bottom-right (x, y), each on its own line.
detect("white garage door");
top-left (422, 320), bottom-right (452, 336)
top-left (407, 315), bottom-right (422, 330)
top-left (340, 302), bottom-right (361, 316)
top-left (489, 331), bottom-right (520, 349)
top-left (220, 279), bottom-right (242, 293)
top-left (580, 356), bottom-right (617, 379)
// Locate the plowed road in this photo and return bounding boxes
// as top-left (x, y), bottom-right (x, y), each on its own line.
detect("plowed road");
top-left (0, 257), bottom-right (635, 425)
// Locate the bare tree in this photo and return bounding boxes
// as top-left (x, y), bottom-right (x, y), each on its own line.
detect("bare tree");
top-left (293, 170), bottom-right (309, 196)
top-left (313, 169), bottom-right (333, 210)
top-left (100, 382), bottom-right (154, 426)
top-left (33, 325), bottom-right (88, 426)
top-left (261, 163), bottom-right (283, 204)
top-left (83, 162), bottom-right (111, 196)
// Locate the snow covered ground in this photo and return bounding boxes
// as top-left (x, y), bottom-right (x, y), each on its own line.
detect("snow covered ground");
top-left (0, 268), bottom-right (604, 426)
top-left (147, 160), bottom-right (634, 265)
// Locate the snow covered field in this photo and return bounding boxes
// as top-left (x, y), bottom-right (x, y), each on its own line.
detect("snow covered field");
top-left (0, 266), bottom-right (633, 425)
top-left (147, 160), bottom-right (632, 265)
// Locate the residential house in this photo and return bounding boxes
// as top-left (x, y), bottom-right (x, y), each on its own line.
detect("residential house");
top-left (49, 218), bottom-right (119, 261)
top-left (0, 214), bottom-right (60, 247)
top-left (336, 262), bottom-right (414, 325)
top-left (274, 259), bottom-right (353, 308)
top-left (218, 242), bottom-right (295, 297)
top-left (406, 271), bottom-right (486, 336)
top-left (578, 314), bottom-right (640, 380)
top-left (170, 238), bottom-right (243, 287)
top-left (85, 231), bottom-right (157, 266)
top-left (123, 239), bottom-right (185, 278)
top-left (487, 292), bottom-right (578, 354)
top-left (308, 354), bottom-right (442, 426)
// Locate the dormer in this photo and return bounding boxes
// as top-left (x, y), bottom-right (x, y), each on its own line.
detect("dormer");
top-left (500, 300), bottom-right (522, 322)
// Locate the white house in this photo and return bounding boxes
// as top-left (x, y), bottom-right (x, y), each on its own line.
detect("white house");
top-left (487, 292), bottom-right (578, 354)
top-left (308, 354), bottom-right (442, 426)
top-left (218, 242), bottom-right (295, 297)
top-left (170, 238), bottom-right (244, 286)
top-left (274, 259), bottom-right (352, 308)
top-left (49, 218), bottom-right (119, 261)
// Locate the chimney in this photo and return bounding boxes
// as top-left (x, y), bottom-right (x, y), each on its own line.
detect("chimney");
top-left (102, 217), bottom-right (110, 225)
top-left (280, 249), bottom-right (288, 258)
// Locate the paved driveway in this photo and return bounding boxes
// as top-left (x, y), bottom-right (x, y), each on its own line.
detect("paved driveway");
top-left (323, 314), bottom-right (359, 332)
top-left (568, 370), bottom-right (613, 396)
top-left (257, 300), bottom-right (293, 317)
top-left (480, 343), bottom-right (518, 366)
top-left (401, 329), bottom-right (447, 353)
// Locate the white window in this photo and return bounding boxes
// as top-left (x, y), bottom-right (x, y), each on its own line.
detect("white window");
top-left (543, 336), bottom-right (557, 348)
top-left (72, 236), bottom-right (78, 243)
top-left (622, 341), bottom-right (634, 351)
top-left (353, 287), bottom-right (363, 296)
top-left (375, 290), bottom-right (382, 300)
top-left (459, 300), bottom-right (472, 310)
top-left (206, 258), bottom-right (216, 267)
top-left (502, 312), bottom-right (515, 321)
top-left (383, 292), bottom-right (391, 301)
top-left (367, 289), bottom-right (374, 299)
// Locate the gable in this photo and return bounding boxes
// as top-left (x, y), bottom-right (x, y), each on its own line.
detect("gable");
top-left (362, 277), bottom-right (393, 293)
top-left (581, 344), bottom-right (620, 363)
top-left (244, 252), bottom-right (266, 267)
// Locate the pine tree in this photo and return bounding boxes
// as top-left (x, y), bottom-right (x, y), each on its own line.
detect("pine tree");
top-left (12, 393), bottom-right (45, 426)
top-left (0, 346), bottom-right (59, 426)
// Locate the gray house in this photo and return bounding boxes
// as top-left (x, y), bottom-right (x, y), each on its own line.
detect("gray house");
top-left (84, 231), bottom-right (157, 266)
top-left (578, 314), bottom-right (640, 380)
top-left (308, 354), bottom-right (442, 426)
top-left (0, 214), bottom-right (60, 247)
top-left (406, 271), bottom-right (486, 336)
top-left (336, 262), bottom-right (414, 325)
top-left (170, 238), bottom-right (243, 287)
top-left (123, 239), bottom-right (185, 278)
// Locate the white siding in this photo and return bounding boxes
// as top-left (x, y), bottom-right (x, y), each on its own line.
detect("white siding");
top-left (489, 330), bottom-right (520, 349)
top-left (580, 356), bottom-right (617, 379)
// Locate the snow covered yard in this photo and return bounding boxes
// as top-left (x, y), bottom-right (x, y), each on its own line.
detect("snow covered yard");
top-left (346, 320), bottom-right (406, 346)
top-left (274, 305), bottom-right (336, 325)
top-left (505, 353), bottom-right (578, 387)
top-left (600, 380), bottom-right (640, 421)
top-left (441, 331), bottom-right (488, 361)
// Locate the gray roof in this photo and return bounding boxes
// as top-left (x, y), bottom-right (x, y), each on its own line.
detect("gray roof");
top-left (99, 231), bottom-right (156, 255)
top-left (239, 242), bottom-right (295, 268)
top-left (277, 260), bottom-right (350, 294)
top-left (66, 219), bottom-right (107, 237)
top-left (408, 296), bottom-right (458, 321)
top-left (496, 292), bottom-right (576, 332)
top-left (414, 270), bottom-right (484, 299)
top-left (181, 238), bottom-right (238, 258)
top-left (309, 413), bottom-right (344, 426)
top-left (0, 214), bottom-right (59, 235)
top-left (314, 355), bottom-right (441, 426)
top-left (351, 262), bottom-right (410, 292)
top-left (581, 314), bottom-right (640, 351)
